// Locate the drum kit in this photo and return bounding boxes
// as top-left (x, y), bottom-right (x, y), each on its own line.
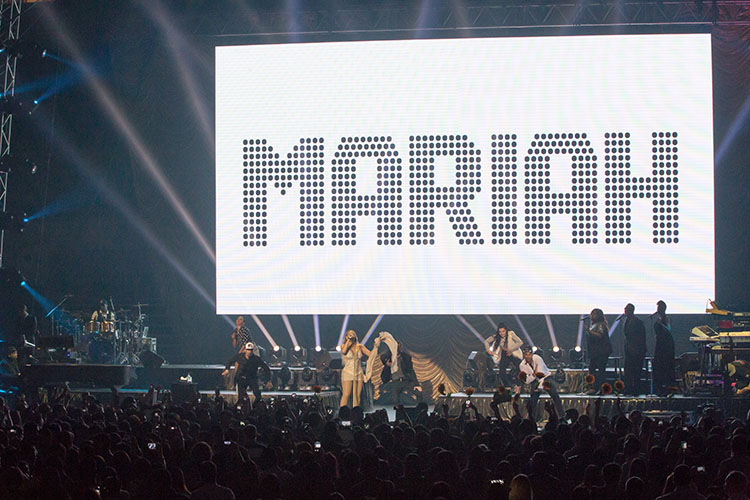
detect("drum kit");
top-left (51, 301), bottom-right (156, 365)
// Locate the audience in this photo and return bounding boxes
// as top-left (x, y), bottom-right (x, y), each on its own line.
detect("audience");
top-left (0, 386), bottom-right (749, 499)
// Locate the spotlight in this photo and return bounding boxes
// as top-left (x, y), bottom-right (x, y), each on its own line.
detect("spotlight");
top-left (0, 41), bottom-right (46, 59)
top-left (569, 346), bottom-right (583, 366)
top-left (20, 280), bottom-right (26, 286)
top-left (532, 346), bottom-right (544, 359)
top-left (0, 156), bottom-right (39, 175)
top-left (532, 346), bottom-right (538, 352)
top-left (550, 346), bottom-right (563, 363)
top-left (269, 345), bottom-right (287, 366)
top-left (289, 346), bottom-right (308, 367)
top-left (314, 346), bottom-right (322, 352)
top-left (335, 345), bottom-right (341, 352)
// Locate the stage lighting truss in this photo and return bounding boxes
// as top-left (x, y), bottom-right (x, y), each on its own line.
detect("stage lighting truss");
top-left (196, 1), bottom-right (750, 37)
top-left (0, 0), bottom-right (21, 269)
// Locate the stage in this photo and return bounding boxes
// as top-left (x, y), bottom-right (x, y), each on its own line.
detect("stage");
top-left (66, 387), bottom-right (342, 409)
top-left (438, 392), bottom-right (750, 420)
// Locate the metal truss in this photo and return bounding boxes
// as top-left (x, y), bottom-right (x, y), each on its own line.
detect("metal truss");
top-left (0, 0), bottom-right (22, 268)
top-left (193, 1), bottom-right (750, 37)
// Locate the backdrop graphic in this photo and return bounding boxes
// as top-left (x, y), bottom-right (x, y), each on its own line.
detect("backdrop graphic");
top-left (216, 34), bottom-right (714, 315)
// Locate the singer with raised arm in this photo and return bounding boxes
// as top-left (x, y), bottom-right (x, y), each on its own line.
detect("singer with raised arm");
top-left (340, 330), bottom-right (372, 408)
top-left (585, 308), bottom-right (612, 392)
top-left (652, 300), bottom-right (674, 396)
top-left (484, 323), bottom-right (524, 386)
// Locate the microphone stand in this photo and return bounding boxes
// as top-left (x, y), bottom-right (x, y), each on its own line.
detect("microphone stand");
top-left (46, 295), bottom-right (71, 336)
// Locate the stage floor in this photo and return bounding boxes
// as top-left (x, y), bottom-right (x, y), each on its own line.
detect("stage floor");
top-left (438, 392), bottom-right (750, 420)
top-left (69, 388), bottom-right (341, 408)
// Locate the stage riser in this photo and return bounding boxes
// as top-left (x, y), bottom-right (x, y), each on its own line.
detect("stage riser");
top-left (67, 389), bottom-right (341, 409)
top-left (129, 364), bottom-right (225, 390)
top-left (439, 394), bottom-right (750, 420)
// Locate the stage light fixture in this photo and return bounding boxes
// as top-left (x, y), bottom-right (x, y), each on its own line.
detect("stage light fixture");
top-left (20, 280), bottom-right (26, 286)
top-left (289, 346), bottom-right (308, 367)
top-left (463, 368), bottom-right (477, 387)
top-left (301, 366), bottom-right (314, 383)
top-left (278, 364), bottom-right (292, 387)
top-left (569, 346), bottom-right (583, 365)
top-left (320, 367), bottom-right (335, 386)
top-left (314, 346), bottom-right (322, 352)
top-left (550, 346), bottom-right (563, 362)
top-left (335, 345), bottom-right (341, 352)
top-left (482, 367), bottom-right (498, 391)
top-left (269, 345), bottom-right (287, 366)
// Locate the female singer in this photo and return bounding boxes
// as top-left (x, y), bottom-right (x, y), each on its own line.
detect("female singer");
top-left (586, 308), bottom-right (613, 390)
top-left (652, 300), bottom-right (674, 395)
top-left (340, 330), bottom-right (372, 408)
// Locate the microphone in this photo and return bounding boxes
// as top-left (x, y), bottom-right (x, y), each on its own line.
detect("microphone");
top-left (615, 313), bottom-right (625, 321)
top-left (579, 315), bottom-right (590, 321)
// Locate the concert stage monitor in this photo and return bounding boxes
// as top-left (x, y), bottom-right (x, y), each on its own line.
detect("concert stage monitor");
top-left (216, 34), bottom-right (714, 315)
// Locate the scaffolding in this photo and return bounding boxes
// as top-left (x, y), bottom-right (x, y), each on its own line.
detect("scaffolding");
top-left (0, 0), bottom-right (22, 268)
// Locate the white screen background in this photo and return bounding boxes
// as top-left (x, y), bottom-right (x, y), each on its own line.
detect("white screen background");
top-left (216, 34), bottom-right (714, 314)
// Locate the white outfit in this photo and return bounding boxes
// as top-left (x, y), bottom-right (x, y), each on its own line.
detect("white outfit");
top-left (484, 330), bottom-right (524, 364)
top-left (341, 345), bottom-right (364, 382)
top-left (365, 332), bottom-right (398, 382)
top-left (518, 354), bottom-right (551, 385)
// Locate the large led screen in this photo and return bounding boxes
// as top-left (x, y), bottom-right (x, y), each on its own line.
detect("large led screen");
top-left (216, 34), bottom-right (714, 314)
